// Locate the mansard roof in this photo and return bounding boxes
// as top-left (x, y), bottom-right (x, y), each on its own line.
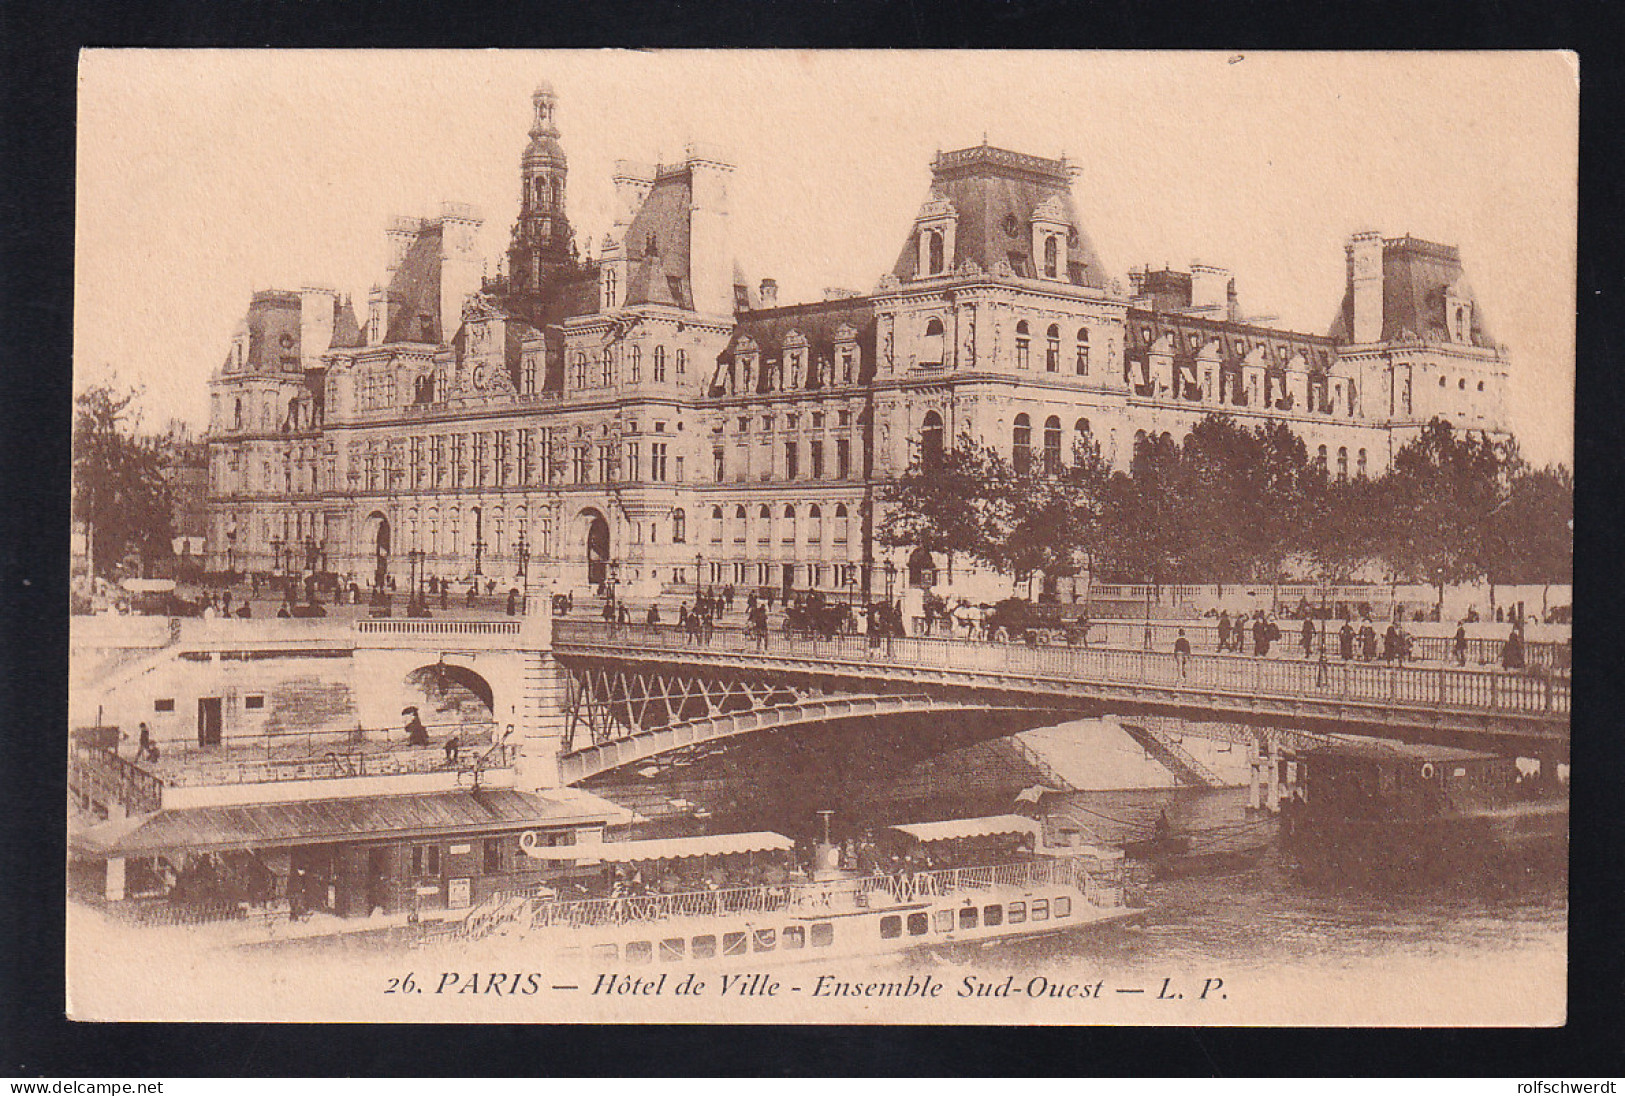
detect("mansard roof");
top-left (383, 221), bottom-right (448, 343)
top-left (724, 296), bottom-right (877, 362)
top-left (329, 295), bottom-right (365, 349)
top-left (891, 143), bottom-right (1112, 289)
top-left (228, 291), bottom-right (303, 374)
top-left (1328, 234), bottom-right (1499, 349)
top-left (1125, 307), bottom-right (1339, 374)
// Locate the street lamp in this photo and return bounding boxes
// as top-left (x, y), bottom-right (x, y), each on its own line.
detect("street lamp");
top-left (695, 551), bottom-right (704, 599)
top-left (407, 549), bottom-right (426, 616)
top-left (883, 560), bottom-right (897, 652)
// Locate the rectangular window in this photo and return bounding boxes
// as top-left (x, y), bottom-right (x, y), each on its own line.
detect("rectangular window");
top-left (784, 442), bottom-right (798, 480)
top-left (1031, 899), bottom-right (1049, 922)
top-left (810, 923), bottom-right (834, 948)
top-left (674, 455), bottom-right (684, 483)
top-left (907, 912), bottom-right (929, 936)
top-left (483, 838), bottom-right (503, 874)
top-left (1054, 896), bottom-right (1072, 918)
top-left (660, 938), bottom-right (685, 962)
top-left (782, 926), bottom-right (805, 949)
top-left (591, 943), bottom-right (618, 961)
top-left (1007, 901), bottom-right (1027, 924)
top-left (651, 443), bottom-right (668, 482)
top-left (836, 439), bottom-right (851, 479)
top-left (244, 695), bottom-right (264, 710)
top-left (958, 907), bottom-right (979, 930)
top-left (722, 932), bottom-right (747, 957)
top-left (713, 448), bottom-right (725, 482)
top-left (154, 698), bottom-right (175, 712)
top-left (626, 443), bottom-right (640, 482)
top-left (983, 904), bottom-right (1003, 927)
top-left (410, 845), bottom-right (441, 879)
top-left (933, 910), bottom-right (955, 933)
top-left (880, 915), bottom-right (903, 940)
top-left (734, 446), bottom-right (748, 483)
top-left (691, 935), bottom-right (717, 959)
top-left (624, 940), bottom-right (652, 964)
top-left (676, 349), bottom-right (686, 375)
top-left (810, 440), bottom-right (824, 479)
top-left (753, 928), bottom-right (777, 952)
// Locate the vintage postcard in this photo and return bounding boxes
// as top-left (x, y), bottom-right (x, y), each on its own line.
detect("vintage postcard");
top-left (68, 50), bottom-right (1574, 1024)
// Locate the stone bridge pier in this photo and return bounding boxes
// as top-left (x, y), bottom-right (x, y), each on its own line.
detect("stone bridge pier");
top-left (350, 589), bottom-right (571, 790)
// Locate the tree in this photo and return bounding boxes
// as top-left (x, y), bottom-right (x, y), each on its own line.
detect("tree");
top-left (877, 435), bottom-right (1008, 573)
top-left (1489, 463), bottom-right (1573, 584)
top-left (1378, 418), bottom-right (1519, 608)
top-left (73, 381), bottom-right (175, 578)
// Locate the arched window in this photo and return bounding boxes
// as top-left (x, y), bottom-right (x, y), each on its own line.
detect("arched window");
top-left (1357, 448), bottom-right (1368, 478)
top-left (833, 503), bottom-right (850, 543)
top-left (1015, 321), bottom-right (1031, 370)
top-left (573, 353), bottom-right (587, 389)
top-left (782, 504), bottom-right (796, 543)
top-left (1336, 447), bottom-right (1349, 481)
top-left (922, 317), bottom-right (945, 368)
top-left (927, 229), bottom-right (944, 275)
top-left (1013, 414), bottom-right (1032, 474)
top-left (676, 348), bottom-right (687, 376)
top-left (653, 346), bottom-right (667, 382)
top-left (921, 410), bottom-right (944, 469)
top-left (1043, 234), bottom-right (1059, 279)
top-left (711, 505), bottom-right (724, 543)
top-left (1316, 444), bottom-right (1328, 469)
top-left (758, 504), bottom-right (772, 544)
top-left (1073, 418), bottom-right (1091, 464)
top-left (1043, 416), bottom-right (1062, 473)
top-left (601, 349), bottom-right (614, 387)
top-left (1046, 324), bottom-right (1060, 373)
top-left (233, 398), bottom-right (242, 430)
top-left (672, 508), bottom-right (686, 544)
top-left (1133, 429), bottom-right (1148, 459)
top-left (734, 505), bottom-right (748, 544)
top-left (807, 504), bottom-right (823, 543)
top-left (629, 346), bottom-right (642, 384)
top-left (1075, 328), bottom-right (1090, 376)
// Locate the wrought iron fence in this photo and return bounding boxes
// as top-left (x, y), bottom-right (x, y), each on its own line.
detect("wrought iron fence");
top-left (553, 620), bottom-right (1569, 717)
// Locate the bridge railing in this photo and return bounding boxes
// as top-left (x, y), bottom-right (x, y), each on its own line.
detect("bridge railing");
top-left (355, 619), bottom-right (522, 637)
top-left (552, 621), bottom-right (1569, 718)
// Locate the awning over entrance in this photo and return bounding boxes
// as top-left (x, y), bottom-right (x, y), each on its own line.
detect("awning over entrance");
top-left (889, 814), bottom-right (1043, 844)
top-left (518, 830), bottom-right (795, 863)
top-left (70, 788), bottom-right (632, 860)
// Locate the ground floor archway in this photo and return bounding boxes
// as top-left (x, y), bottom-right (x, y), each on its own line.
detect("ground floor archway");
top-left (583, 512), bottom-right (610, 587)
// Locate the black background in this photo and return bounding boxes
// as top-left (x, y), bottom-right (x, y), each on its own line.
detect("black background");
top-left (3, 0), bottom-right (1622, 1077)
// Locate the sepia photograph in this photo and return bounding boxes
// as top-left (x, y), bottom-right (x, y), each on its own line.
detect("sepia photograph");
top-left (67, 49), bottom-right (1574, 1025)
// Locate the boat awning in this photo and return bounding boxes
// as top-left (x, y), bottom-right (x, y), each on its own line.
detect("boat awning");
top-left (518, 830), bottom-right (795, 863)
top-left (889, 814), bottom-right (1043, 844)
top-left (69, 788), bottom-right (632, 860)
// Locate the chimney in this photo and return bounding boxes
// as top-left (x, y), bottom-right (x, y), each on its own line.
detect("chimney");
top-left (759, 279), bottom-right (778, 307)
top-left (1189, 263), bottom-right (1230, 313)
top-left (385, 216), bottom-right (421, 273)
top-left (611, 160), bottom-right (656, 228)
top-left (298, 287), bottom-right (337, 368)
top-left (1349, 230), bottom-right (1385, 344)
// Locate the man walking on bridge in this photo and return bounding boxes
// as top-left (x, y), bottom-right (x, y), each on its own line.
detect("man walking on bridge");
top-left (1174, 629), bottom-right (1191, 678)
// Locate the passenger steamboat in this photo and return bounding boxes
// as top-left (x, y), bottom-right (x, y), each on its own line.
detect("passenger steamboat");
top-left (450, 815), bottom-right (1140, 966)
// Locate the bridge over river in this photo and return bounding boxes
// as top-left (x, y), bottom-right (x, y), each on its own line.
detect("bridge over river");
top-left (548, 619), bottom-right (1569, 784)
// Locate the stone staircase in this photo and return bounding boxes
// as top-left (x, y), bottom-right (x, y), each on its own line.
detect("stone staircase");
top-left (1118, 721), bottom-right (1227, 788)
